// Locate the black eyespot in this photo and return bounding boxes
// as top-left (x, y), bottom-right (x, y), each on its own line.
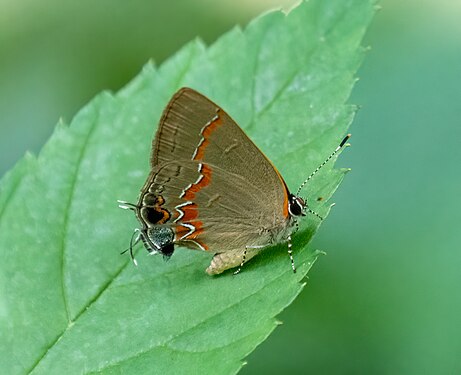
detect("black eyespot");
top-left (161, 242), bottom-right (175, 258)
top-left (143, 207), bottom-right (165, 225)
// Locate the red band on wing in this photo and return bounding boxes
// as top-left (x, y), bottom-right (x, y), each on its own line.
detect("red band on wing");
top-left (186, 221), bottom-right (204, 240)
top-left (193, 116), bottom-right (222, 160)
top-left (177, 166), bottom-right (212, 251)
top-left (175, 114), bottom-right (222, 252)
top-left (182, 203), bottom-right (198, 221)
top-left (183, 164), bottom-right (212, 201)
top-left (175, 221), bottom-right (209, 251)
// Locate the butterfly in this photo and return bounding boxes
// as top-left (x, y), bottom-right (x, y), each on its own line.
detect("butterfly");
top-left (119, 88), bottom-right (350, 275)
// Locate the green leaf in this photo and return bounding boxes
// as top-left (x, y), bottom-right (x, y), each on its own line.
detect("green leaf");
top-left (0, 1), bottom-right (375, 373)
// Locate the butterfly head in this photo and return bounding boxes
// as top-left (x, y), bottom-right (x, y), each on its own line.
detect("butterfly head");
top-left (288, 194), bottom-right (307, 217)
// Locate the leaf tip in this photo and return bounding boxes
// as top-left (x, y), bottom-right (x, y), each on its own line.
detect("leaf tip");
top-left (314, 249), bottom-right (327, 257)
top-left (144, 59), bottom-right (157, 73)
top-left (23, 150), bottom-right (36, 161)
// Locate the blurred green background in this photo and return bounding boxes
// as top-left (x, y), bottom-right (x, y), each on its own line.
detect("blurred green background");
top-left (1, 0), bottom-right (460, 373)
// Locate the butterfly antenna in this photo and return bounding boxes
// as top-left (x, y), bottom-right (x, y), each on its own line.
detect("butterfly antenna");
top-left (307, 208), bottom-right (324, 221)
top-left (121, 228), bottom-right (141, 266)
top-left (296, 134), bottom-right (351, 196)
top-left (117, 200), bottom-right (138, 211)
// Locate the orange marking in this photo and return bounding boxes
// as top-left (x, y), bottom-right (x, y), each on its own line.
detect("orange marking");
top-left (183, 164), bottom-right (212, 201)
top-left (188, 221), bottom-right (204, 239)
top-left (281, 187), bottom-right (289, 218)
top-left (158, 209), bottom-right (170, 224)
top-left (175, 115), bottom-right (221, 252)
top-left (196, 240), bottom-right (209, 251)
top-left (175, 225), bottom-right (186, 235)
top-left (156, 196), bottom-right (165, 205)
top-left (271, 168), bottom-right (290, 218)
top-left (193, 116), bottom-right (222, 160)
top-left (174, 221), bottom-right (209, 251)
top-left (186, 221), bottom-right (208, 251)
top-left (174, 225), bottom-right (190, 241)
top-left (182, 203), bottom-right (198, 222)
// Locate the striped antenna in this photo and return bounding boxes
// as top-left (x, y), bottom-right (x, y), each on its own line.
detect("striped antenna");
top-left (121, 228), bottom-right (141, 266)
top-left (296, 134), bottom-right (351, 196)
top-left (307, 208), bottom-right (324, 221)
top-left (117, 200), bottom-right (138, 211)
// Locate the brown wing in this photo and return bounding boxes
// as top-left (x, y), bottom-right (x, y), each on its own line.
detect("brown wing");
top-left (138, 159), bottom-right (288, 253)
top-left (151, 87), bottom-right (290, 223)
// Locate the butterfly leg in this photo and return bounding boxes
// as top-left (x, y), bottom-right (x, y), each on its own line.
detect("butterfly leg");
top-left (233, 245), bottom-right (267, 275)
top-left (233, 249), bottom-right (247, 275)
top-left (287, 235), bottom-right (296, 273)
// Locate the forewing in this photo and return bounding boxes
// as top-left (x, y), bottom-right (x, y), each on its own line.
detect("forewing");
top-left (151, 88), bottom-right (290, 220)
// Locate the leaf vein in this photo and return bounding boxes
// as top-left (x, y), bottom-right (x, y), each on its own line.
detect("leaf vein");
top-left (91, 265), bottom-right (303, 372)
top-left (27, 108), bottom-right (103, 374)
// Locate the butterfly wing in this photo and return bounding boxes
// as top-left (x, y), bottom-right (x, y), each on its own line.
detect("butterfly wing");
top-left (151, 87), bottom-right (290, 222)
top-left (138, 159), bottom-right (282, 254)
top-left (137, 88), bottom-right (294, 273)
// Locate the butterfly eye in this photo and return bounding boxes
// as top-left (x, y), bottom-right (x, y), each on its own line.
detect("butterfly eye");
top-left (288, 195), bottom-right (306, 217)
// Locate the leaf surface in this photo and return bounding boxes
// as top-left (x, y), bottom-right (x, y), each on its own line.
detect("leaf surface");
top-left (0, 1), bottom-right (375, 373)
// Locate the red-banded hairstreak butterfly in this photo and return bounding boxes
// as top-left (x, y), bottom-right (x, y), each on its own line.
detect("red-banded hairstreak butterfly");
top-left (118, 88), bottom-right (350, 275)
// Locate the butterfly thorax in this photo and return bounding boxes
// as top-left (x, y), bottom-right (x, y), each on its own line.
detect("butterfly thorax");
top-left (267, 193), bottom-right (306, 243)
